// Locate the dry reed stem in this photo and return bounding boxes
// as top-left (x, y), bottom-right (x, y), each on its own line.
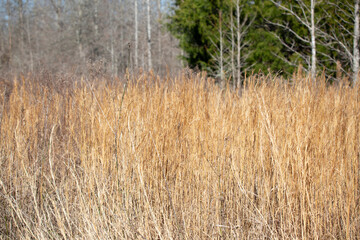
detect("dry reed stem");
top-left (0, 72), bottom-right (359, 239)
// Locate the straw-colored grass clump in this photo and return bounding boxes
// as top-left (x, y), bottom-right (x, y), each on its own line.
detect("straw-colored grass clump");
top-left (0, 72), bottom-right (359, 239)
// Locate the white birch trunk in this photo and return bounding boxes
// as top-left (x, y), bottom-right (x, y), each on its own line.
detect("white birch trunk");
top-left (94, 0), bottom-right (99, 39)
top-left (18, 0), bottom-right (24, 69)
top-left (157, 0), bottom-right (162, 70)
top-left (109, 7), bottom-right (116, 77)
top-left (310, 0), bottom-right (317, 81)
top-left (146, 0), bottom-right (152, 70)
top-left (26, 16), bottom-right (34, 72)
top-left (219, 10), bottom-right (224, 84)
top-left (236, 0), bottom-right (241, 88)
top-left (353, 0), bottom-right (360, 84)
top-left (230, 3), bottom-right (236, 89)
top-left (76, 1), bottom-right (85, 64)
top-left (134, 0), bottom-right (138, 69)
top-left (110, 37), bottom-right (115, 76)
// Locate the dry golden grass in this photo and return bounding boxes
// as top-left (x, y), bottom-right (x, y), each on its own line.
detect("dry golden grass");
top-left (0, 72), bottom-right (359, 239)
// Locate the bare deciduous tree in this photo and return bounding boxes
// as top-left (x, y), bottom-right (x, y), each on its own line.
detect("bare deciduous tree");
top-left (210, 0), bottom-right (254, 87)
top-left (270, 0), bottom-right (318, 80)
top-left (318, 0), bottom-right (360, 84)
top-left (0, 0), bottom-right (181, 76)
top-left (354, 0), bottom-right (359, 84)
top-left (134, 0), bottom-right (139, 69)
top-left (146, 0), bottom-right (152, 70)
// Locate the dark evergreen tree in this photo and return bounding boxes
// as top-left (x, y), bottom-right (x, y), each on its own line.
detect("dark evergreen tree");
top-left (167, 0), bottom-right (359, 81)
top-left (167, 0), bottom-right (292, 78)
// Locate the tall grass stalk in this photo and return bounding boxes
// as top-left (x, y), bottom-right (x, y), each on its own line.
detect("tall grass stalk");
top-left (0, 72), bottom-right (359, 239)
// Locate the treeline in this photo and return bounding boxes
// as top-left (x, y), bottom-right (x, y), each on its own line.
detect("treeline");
top-left (1, 0), bottom-right (359, 84)
top-left (0, 0), bottom-right (181, 76)
top-left (167, 0), bottom-right (360, 84)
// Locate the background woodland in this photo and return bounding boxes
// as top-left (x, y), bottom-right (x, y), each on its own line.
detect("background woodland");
top-left (1, 0), bottom-right (360, 85)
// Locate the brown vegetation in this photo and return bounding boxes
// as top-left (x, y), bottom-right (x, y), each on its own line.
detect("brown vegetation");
top-left (0, 77), bottom-right (13, 101)
top-left (0, 72), bottom-right (359, 239)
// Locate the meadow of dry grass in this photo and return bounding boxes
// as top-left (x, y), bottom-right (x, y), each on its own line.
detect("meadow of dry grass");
top-left (0, 72), bottom-right (359, 239)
